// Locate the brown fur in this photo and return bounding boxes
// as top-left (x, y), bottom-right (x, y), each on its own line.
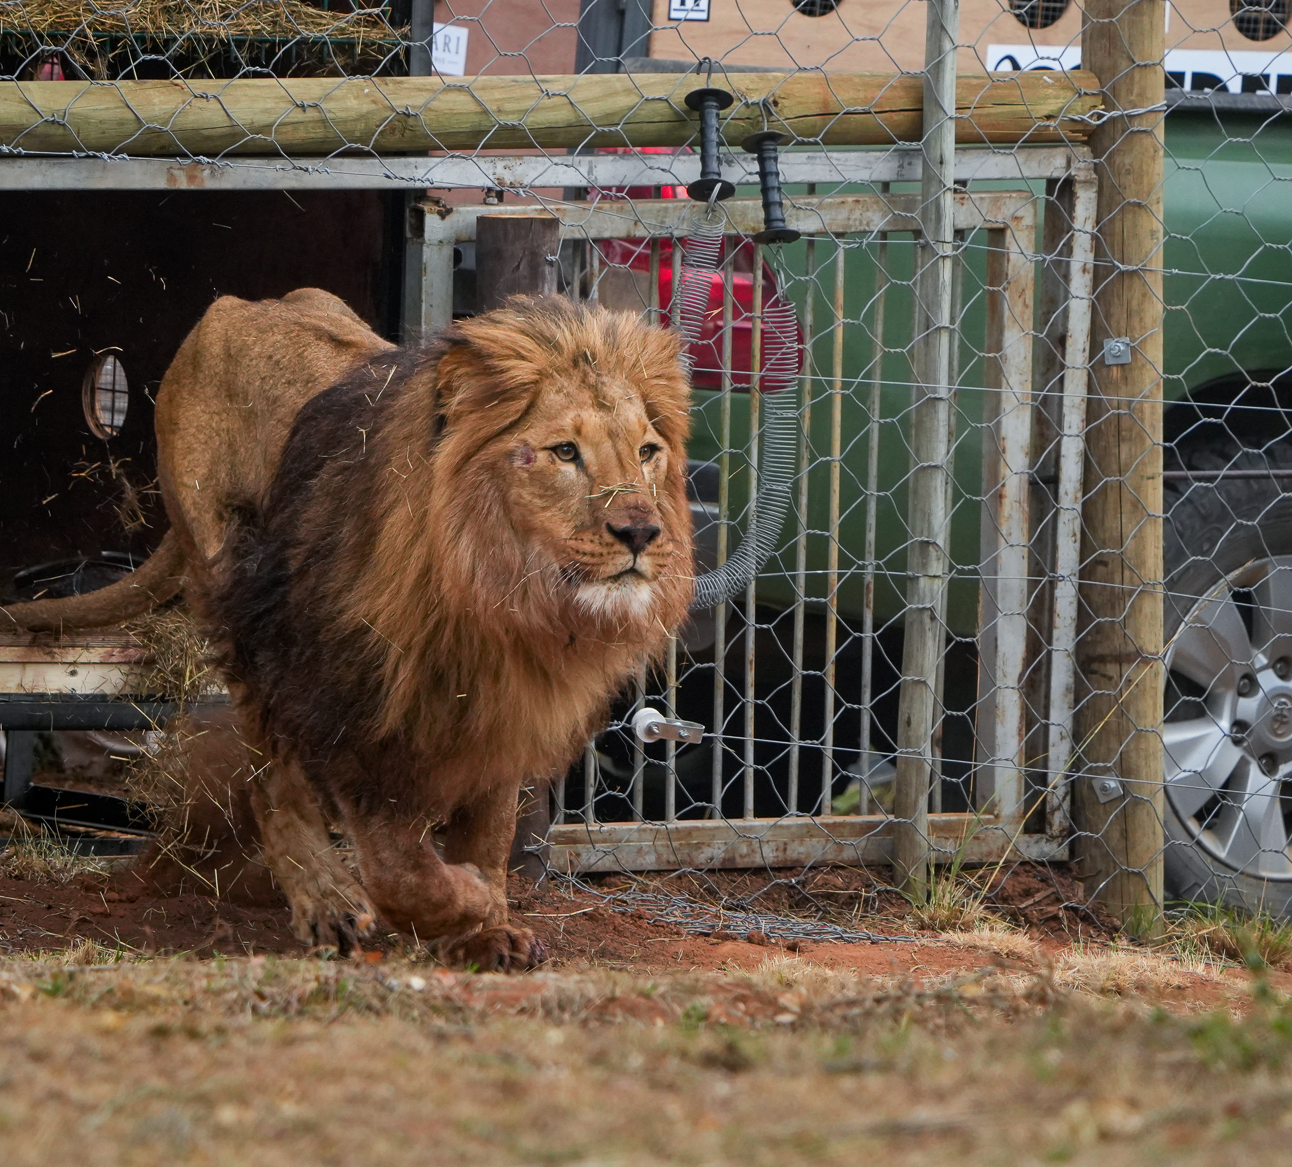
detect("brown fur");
top-left (12, 289), bottom-right (694, 968)
top-left (111, 705), bottom-right (282, 909)
top-left (212, 295), bottom-right (693, 965)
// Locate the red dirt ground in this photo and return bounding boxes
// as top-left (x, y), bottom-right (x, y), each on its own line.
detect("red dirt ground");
top-left (0, 855), bottom-right (1096, 964)
top-left (1, 855), bottom-right (1284, 1015)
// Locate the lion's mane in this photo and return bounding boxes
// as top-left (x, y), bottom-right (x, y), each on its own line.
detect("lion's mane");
top-left (212, 297), bottom-right (693, 817)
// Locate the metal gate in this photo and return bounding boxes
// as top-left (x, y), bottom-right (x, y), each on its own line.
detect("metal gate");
top-left (409, 146), bottom-right (1098, 874)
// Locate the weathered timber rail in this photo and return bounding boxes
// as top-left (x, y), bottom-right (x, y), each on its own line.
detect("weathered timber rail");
top-left (0, 71), bottom-right (1100, 156)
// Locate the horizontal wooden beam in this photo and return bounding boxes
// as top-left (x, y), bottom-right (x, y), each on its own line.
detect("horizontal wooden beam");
top-left (547, 815), bottom-right (1066, 874)
top-left (0, 71), bottom-right (1100, 157)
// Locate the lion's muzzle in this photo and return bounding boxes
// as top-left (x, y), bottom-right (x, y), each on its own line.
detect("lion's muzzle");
top-left (606, 518), bottom-right (661, 557)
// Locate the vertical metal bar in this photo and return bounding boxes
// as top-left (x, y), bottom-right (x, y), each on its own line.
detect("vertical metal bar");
top-left (744, 241), bottom-right (764, 820)
top-left (670, 239), bottom-right (683, 327)
top-left (407, 208), bottom-right (456, 340)
top-left (3, 730), bottom-right (35, 806)
top-left (632, 668), bottom-right (646, 819)
top-left (554, 767), bottom-right (566, 827)
top-left (631, 241), bottom-right (680, 823)
top-left (583, 740), bottom-right (597, 825)
top-left (408, 0), bottom-right (434, 76)
top-left (788, 225), bottom-right (818, 814)
top-left (821, 246), bottom-right (845, 816)
top-left (859, 202), bottom-right (890, 819)
top-left (894, 0), bottom-right (959, 896)
top-left (648, 236), bottom-right (661, 324)
top-left (711, 253), bottom-right (735, 818)
top-left (588, 242), bottom-right (601, 304)
top-left (1046, 163), bottom-right (1098, 840)
top-left (1021, 176), bottom-right (1074, 831)
top-left (928, 230), bottom-right (964, 817)
top-left (665, 636), bottom-right (678, 823)
top-left (973, 213), bottom-right (1036, 831)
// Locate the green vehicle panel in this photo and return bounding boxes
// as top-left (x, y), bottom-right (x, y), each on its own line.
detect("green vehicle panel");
top-left (685, 102), bottom-right (1292, 632)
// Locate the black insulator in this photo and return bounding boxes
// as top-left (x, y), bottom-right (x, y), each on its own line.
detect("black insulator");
top-left (742, 131), bottom-right (800, 245)
top-left (684, 86), bottom-right (736, 202)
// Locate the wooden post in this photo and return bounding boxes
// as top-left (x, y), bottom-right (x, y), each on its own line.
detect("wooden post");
top-left (510, 784), bottom-right (551, 879)
top-left (475, 215), bottom-right (560, 312)
top-left (1074, 0), bottom-right (1166, 936)
top-left (893, 0), bottom-right (959, 899)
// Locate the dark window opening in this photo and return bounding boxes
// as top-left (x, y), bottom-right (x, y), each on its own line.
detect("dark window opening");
top-left (82, 353), bottom-right (128, 439)
top-left (791, 0), bottom-right (841, 16)
top-left (1232, 0), bottom-right (1290, 42)
top-left (1010, 0), bottom-right (1070, 30)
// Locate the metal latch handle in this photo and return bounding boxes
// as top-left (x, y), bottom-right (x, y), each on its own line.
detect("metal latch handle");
top-left (632, 708), bottom-right (705, 744)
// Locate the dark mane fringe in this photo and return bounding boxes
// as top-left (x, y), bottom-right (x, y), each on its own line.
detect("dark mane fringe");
top-left (211, 297), bottom-right (693, 817)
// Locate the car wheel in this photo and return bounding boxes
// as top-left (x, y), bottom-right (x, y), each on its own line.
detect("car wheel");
top-left (1162, 440), bottom-right (1292, 914)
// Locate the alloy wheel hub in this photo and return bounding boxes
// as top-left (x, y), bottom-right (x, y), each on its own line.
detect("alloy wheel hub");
top-left (1163, 556), bottom-right (1292, 879)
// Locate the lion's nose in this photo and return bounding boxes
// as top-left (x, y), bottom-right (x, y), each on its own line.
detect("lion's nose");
top-left (607, 521), bottom-right (661, 556)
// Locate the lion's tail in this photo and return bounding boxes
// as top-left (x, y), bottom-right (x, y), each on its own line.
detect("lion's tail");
top-left (0, 529), bottom-right (186, 633)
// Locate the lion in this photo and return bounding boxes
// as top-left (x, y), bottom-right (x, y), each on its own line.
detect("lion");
top-left (2, 289), bottom-right (694, 969)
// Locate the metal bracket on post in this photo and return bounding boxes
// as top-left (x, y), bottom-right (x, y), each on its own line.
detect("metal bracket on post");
top-left (1102, 337), bottom-right (1132, 365)
top-left (1089, 765), bottom-right (1126, 804)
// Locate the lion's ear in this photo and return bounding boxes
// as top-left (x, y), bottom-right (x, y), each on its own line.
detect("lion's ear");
top-left (633, 325), bottom-right (692, 454)
top-left (431, 336), bottom-right (539, 438)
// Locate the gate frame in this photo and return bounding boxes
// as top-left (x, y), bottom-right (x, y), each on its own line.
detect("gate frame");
top-left (407, 150), bottom-right (1098, 875)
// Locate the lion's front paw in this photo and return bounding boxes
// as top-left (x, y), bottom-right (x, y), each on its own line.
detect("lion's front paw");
top-left (288, 886), bottom-right (377, 957)
top-left (442, 925), bottom-right (548, 972)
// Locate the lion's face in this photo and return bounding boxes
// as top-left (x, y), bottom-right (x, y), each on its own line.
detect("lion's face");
top-left (504, 372), bottom-right (681, 622)
top-left (431, 300), bottom-right (694, 636)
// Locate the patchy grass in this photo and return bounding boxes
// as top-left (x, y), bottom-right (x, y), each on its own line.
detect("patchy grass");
top-left (0, 823), bottom-right (122, 886)
top-left (939, 925), bottom-right (1038, 963)
top-left (0, 954), bottom-right (1290, 1165)
top-left (908, 864), bottom-right (1005, 933)
top-left (1169, 902), bottom-right (1292, 971)
top-left (1051, 946), bottom-right (1202, 998)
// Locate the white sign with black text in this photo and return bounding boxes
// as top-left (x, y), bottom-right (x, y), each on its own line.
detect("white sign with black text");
top-left (989, 43), bottom-right (1292, 95)
top-left (431, 23), bottom-right (469, 77)
top-left (669, 0), bottom-right (711, 21)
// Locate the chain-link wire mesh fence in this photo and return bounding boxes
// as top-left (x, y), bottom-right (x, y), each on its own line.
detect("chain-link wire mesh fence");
top-left (4, 0), bottom-right (1292, 946)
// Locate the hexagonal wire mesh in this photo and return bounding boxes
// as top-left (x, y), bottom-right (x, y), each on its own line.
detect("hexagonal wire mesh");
top-left (4, 0), bottom-right (1291, 941)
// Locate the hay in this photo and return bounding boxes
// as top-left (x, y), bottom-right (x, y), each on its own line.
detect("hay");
top-left (0, 814), bottom-right (123, 884)
top-left (1, 0), bottom-right (405, 77)
top-left (0, 0), bottom-right (401, 44)
top-left (121, 605), bottom-right (217, 708)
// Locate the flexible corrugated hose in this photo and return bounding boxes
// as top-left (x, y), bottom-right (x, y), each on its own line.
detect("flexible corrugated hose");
top-left (675, 203), bottom-right (799, 611)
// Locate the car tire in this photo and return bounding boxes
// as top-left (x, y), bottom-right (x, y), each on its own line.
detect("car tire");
top-left (1162, 438), bottom-right (1292, 914)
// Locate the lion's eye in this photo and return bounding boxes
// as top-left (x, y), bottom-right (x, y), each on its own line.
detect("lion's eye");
top-left (640, 443), bottom-right (660, 463)
top-left (552, 442), bottom-right (580, 463)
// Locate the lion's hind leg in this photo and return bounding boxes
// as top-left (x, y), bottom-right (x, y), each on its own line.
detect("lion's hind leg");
top-left (249, 755), bottom-right (377, 955)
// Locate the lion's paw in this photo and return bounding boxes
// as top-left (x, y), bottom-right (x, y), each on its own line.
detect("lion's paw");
top-left (289, 888), bottom-right (377, 958)
top-left (441, 925), bottom-right (548, 972)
